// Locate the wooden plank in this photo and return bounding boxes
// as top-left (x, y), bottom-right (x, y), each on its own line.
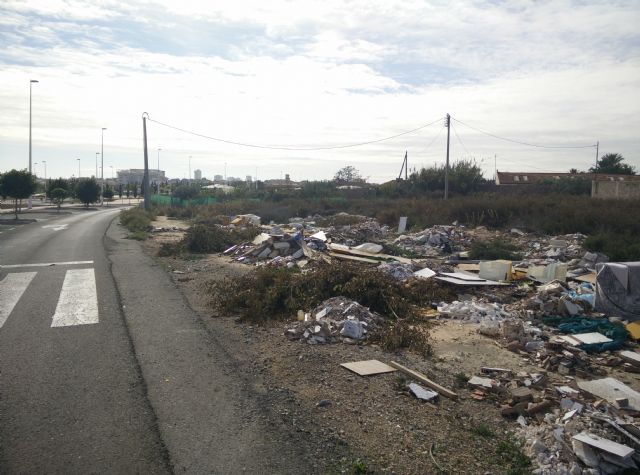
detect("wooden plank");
top-left (574, 272), bottom-right (597, 284)
top-left (340, 360), bottom-right (397, 376)
top-left (389, 361), bottom-right (458, 400)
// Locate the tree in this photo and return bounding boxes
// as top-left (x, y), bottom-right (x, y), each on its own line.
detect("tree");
top-left (49, 188), bottom-right (67, 212)
top-left (409, 159), bottom-right (486, 195)
top-left (102, 186), bottom-right (114, 206)
top-left (46, 178), bottom-right (70, 200)
top-left (172, 184), bottom-right (200, 200)
top-left (75, 178), bottom-right (100, 207)
top-left (333, 165), bottom-right (362, 183)
top-left (590, 153), bottom-right (636, 175)
top-left (118, 183), bottom-right (123, 199)
top-left (0, 169), bottom-right (37, 219)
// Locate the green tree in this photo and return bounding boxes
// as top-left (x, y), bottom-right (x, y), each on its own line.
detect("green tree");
top-left (173, 184), bottom-right (200, 200)
top-left (102, 186), bottom-right (114, 206)
top-left (75, 178), bottom-right (100, 207)
top-left (49, 188), bottom-right (67, 212)
top-left (409, 159), bottom-right (486, 195)
top-left (334, 165), bottom-right (362, 183)
top-left (46, 178), bottom-right (70, 200)
top-left (0, 169), bottom-right (37, 219)
top-left (590, 153), bottom-right (636, 175)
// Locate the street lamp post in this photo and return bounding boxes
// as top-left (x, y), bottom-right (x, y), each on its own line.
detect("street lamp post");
top-left (28, 79), bottom-right (39, 210)
top-left (95, 152), bottom-right (99, 178)
top-left (42, 160), bottom-right (47, 201)
top-left (109, 165), bottom-right (114, 179)
top-left (77, 158), bottom-right (81, 179)
top-left (189, 155), bottom-right (192, 183)
top-left (101, 128), bottom-right (106, 205)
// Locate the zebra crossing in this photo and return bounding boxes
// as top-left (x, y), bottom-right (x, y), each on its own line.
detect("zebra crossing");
top-left (0, 263), bottom-right (99, 329)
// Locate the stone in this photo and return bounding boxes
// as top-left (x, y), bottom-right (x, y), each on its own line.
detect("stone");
top-left (572, 439), bottom-right (600, 468)
top-left (316, 399), bottom-right (331, 408)
top-left (408, 383), bottom-right (438, 402)
top-left (340, 320), bottom-right (364, 340)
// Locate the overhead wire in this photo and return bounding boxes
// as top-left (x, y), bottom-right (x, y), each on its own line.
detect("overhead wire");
top-left (147, 116), bottom-right (444, 151)
top-left (451, 122), bottom-right (470, 156)
top-left (452, 117), bottom-right (596, 149)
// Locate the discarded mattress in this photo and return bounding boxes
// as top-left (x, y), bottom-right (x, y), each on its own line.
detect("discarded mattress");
top-left (595, 262), bottom-right (640, 320)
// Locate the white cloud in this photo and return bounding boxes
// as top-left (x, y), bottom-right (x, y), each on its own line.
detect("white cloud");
top-left (0, 0), bottom-right (638, 181)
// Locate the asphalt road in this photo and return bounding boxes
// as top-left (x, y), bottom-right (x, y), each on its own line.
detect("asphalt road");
top-left (0, 207), bottom-right (170, 474)
top-left (0, 207), bottom-right (316, 474)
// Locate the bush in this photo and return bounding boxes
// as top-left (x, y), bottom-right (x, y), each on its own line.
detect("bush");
top-left (186, 225), bottom-right (259, 253)
top-left (209, 262), bottom-right (454, 322)
top-left (470, 239), bottom-right (521, 260)
top-left (584, 232), bottom-right (640, 261)
top-left (120, 208), bottom-right (155, 233)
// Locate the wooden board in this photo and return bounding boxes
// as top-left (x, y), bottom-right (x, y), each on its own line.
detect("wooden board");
top-left (574, 272), bottom-right (597, 284)
top-left (340, 360), bottom-right (398, 376)
top-left (389, 361), bottom-right (458, 400)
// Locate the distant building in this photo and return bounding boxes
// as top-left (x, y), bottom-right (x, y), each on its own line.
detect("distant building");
top-left (246, 175), bottom-right (252, 183)
top-left (194, 169), bottom-right (202, 180)
top-left (264, 175), bottom-right (300, 191)
top-left (117, 168), bottom-right (165, 185)
top-left (495, 171), bottom-right (640, 185)
top-left (214, 174), bottom-right (223, 182)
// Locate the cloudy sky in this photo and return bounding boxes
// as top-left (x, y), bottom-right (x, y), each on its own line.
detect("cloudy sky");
top-left (1, 0), bottom-right (638, 183)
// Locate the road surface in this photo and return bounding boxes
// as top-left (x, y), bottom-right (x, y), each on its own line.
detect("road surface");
top-left (0, 207), bottom-right (315, 474)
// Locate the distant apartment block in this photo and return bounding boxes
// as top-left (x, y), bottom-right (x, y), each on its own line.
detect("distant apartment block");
top-left (117, 168), bottom-right (166, 185)
top-left (194, 169), bottom-right (202, 180)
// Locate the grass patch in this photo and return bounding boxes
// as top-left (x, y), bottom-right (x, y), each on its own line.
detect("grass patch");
top-left (496, 434), bottom-right (532, 475)
top-left (454, 372), bottom-right (469, 388)
top-left (350, 459), bottom-right (369, 474)
top-left (584, 232), bottom-right (640, 261)
top-left (376, 321), bottom-right (432, 357)
top-left (129, 230), bottom-right (149, 241)
top-left (470, 238), bottom-right (520, 260)
top-left (471, 423), bottom-right (494, 438)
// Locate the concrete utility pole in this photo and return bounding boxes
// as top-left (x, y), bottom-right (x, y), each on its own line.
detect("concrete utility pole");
top-left (77, 159), bottom-right (81, 178)
top-left (101, 128), bottom-right (106, 205)
top-left (28, 79), bottom-right (39, 210)
top-left (142, 113), bottom-right (151, 210)
top-left (157, 148), bottom-right (162, 193)
top-left (593, 141), bottom-right (599, 195)
top-left (444, 113), bottom-right (451, 200)
top-left (42, 160), bottom-right (47, 199)
top-left (95, 152), bottom-right (99, 177)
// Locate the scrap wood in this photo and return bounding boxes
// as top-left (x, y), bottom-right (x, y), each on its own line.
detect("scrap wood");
top-left (327, 243), bottom-right (413, 264)
top-left (327, 252), bottom-right (380, 264)
top-left (389, 361), bottom-right (458, 400)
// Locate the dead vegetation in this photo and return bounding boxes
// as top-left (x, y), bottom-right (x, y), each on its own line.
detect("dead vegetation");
top-left (159, 223), bottom-right (260, 256)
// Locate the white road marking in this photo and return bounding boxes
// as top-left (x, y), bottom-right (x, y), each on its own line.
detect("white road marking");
top-left (51, 268), bottom-right (99, 327)
top-left (42, 224), bottom-right (68, 231)
top-left (0, 272), bottom-right (37, 328)
top-left (0, 260), bottom-right (94, 269)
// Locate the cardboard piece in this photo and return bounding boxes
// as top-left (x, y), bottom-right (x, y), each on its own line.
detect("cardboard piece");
top-left (627, 322), bottom-right (640, 340)
top-left (479, 260), bottom-right (512, 282)
top-left (340, 360), bottom-right (397, 377)
top-left (528, 262), bottom-right (568, 283)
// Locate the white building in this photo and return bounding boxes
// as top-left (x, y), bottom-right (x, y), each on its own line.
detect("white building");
top-left (117, 168), bottom-right (165, 185)
top-left (194, 169), bottom-right (202, 180)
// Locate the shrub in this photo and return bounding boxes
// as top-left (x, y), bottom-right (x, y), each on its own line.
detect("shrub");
top-left (584, 232), bottom-right (640, 261)
top-left (120, 208), bottom-right (155, 233)
top-left (470, 239), bottom-right (521, 260)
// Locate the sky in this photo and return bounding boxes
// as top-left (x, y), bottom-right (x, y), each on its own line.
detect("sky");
top-left (0, 0), bottom-right (638, 183)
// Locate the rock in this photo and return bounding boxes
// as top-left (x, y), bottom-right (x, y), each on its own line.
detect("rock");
top-left (571, 439), bottom-right (599, 468)
top-left (316, 399), bottom-right (331, 408)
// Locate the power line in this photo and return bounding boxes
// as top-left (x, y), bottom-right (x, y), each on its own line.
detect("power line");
top-left (451, 122), bottom-right (470, 156)
top-left (452, 117), bottom-right (596, 149)
top-left (421, 124), bottom-right (445, 154)
top-left (147, 116), bottom-right (443, 151)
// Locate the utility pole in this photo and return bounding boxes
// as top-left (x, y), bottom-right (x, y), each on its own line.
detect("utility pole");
top-left (593, 141), bottom-right (599, 196)
top-left (157, 148), bottom-right (162, 194)
top-left (28, 79), bottom-right (39, 210)
top-left (101, 128), bottom-right (106, 205)
top-left (142, 113), bottom-right (150, 210)
top-left (494, 154), bottom-right (497, 183)
top-left (444, 113), bottom-right (451, 200)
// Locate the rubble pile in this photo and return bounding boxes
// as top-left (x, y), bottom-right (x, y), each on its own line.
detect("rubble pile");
top-left (436, 298), bottom-right (513, 324)
top-left (393, 225), bottom-right (472, 256)
top-left (224, 228), bottom-right (306, 266)
top-left (377, 261), bottom-right (416, 281)
top-left (325, 218), bottom-right (389, 246)
top-left (514, 233), bottom-right (587, 261)
top-left (284, 297), bottom-right (385, 345)
top-left (520, 280), bottom-right (596, 318)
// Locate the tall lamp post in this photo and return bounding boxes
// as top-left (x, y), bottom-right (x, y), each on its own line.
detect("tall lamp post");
top-left (101, 128), bottom-right (106, 205)
top-left (157, 148), bottom-right (162, 193)
top-left (42, 160), bottom-right (47, 201)
top-left (28, 79), bottom-right (39, 210)
top-left (95, 152), bottom-right (100, 178)
top-left (77, 158), bottom-right (81, 179)
top-left (109, 165), bottom-right (114, 179)
top-left (189, 155), bottom-right (192, 183)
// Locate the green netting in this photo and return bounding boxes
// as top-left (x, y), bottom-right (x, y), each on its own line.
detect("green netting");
top-left (150, 195), bottom-right (217, 207)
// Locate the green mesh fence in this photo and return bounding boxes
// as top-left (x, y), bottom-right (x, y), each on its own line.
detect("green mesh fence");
top-left (150, 195), bottom-right (217, 207)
